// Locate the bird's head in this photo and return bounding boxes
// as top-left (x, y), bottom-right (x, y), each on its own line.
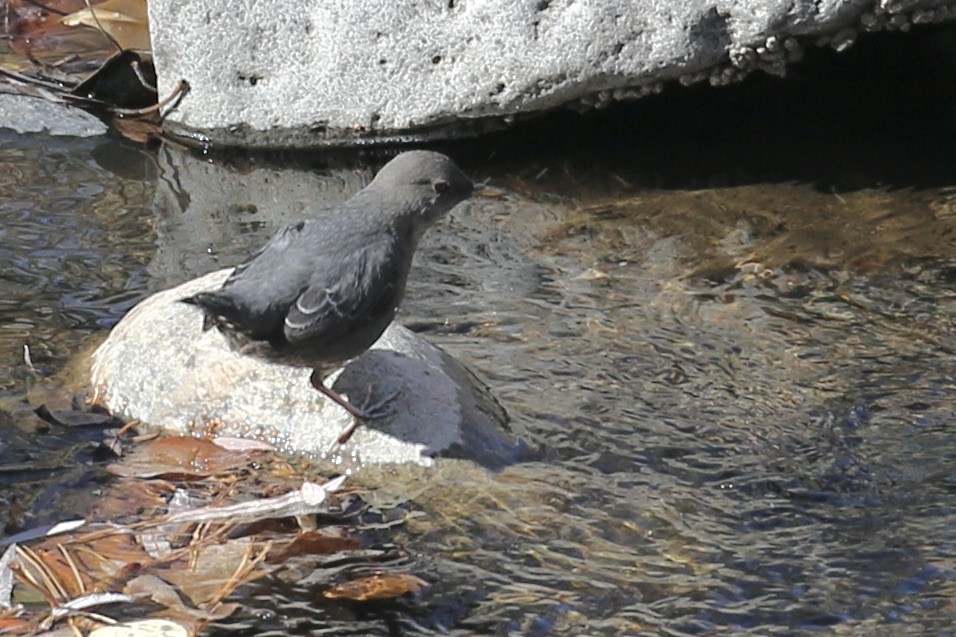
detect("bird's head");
top-left (370, 150), bottom-right (475, 231)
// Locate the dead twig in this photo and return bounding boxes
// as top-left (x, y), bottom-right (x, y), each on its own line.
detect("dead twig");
top-left (206, 540), bottom-right (273, 608)
top-left (110, 419), bottom-right (141, 453)
top-left (110, 78), bottom-right (188, 117)
top-left (54, 544), bottom-right (86, 596)
top-left (0, 65), bottom-right (74, 93)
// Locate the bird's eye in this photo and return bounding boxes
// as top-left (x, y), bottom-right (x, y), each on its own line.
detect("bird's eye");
top-left (433, 181), bottom-right (450, 194)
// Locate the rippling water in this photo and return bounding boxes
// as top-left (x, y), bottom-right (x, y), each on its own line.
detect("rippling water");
top-left (2, 27), bottom-right (955, 636)
top-left (0, 134), bottom-right (154, 387)
top-left (398, 183), bottom-right (956, 635)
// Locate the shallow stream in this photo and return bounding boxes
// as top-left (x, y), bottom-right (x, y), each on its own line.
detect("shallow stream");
top-left (1, 28), bottom-right (954, 636)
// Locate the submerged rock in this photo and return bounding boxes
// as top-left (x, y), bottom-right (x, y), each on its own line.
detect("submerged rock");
top-left (90, 269), bottom-right (525, 469)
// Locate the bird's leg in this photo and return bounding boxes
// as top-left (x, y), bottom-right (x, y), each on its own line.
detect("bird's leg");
top-left (357, 384), bottom-right (402, 420)
top-left (309, 370), bottom-right (403, 445)
top-left (309, 370), bottom-right (367, 444)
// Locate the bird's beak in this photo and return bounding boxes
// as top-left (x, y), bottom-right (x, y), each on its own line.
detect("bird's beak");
top-left (472, 178), bottom-right (507, 199)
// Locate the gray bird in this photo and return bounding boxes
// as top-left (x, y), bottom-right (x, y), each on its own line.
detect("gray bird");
top-left (181, 150), bottom-right (475, 444)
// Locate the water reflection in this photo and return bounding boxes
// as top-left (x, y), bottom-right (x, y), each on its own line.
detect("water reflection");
top-left (1, 131), bottom-right (954, 635)
top-left (0, 133), bottom-right (155, 389)
top-left (379, 179), bottom-right (955, 635)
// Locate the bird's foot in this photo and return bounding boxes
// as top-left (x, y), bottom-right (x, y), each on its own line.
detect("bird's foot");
top-left (352, 384), bottom-right (401, 421)
top-left (334, 385), bottom-right (401, 445)
top-left (309, 370), bottom-right (402, 446)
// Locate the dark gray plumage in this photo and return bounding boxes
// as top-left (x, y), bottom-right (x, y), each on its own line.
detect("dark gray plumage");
top-left (182, 151), bottom-right (475, 443)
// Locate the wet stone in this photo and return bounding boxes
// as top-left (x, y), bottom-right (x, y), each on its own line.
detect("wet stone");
top-left (0, 95), bottom-right (107, 137)
top-left (89, 269), bottom-right (525, 469)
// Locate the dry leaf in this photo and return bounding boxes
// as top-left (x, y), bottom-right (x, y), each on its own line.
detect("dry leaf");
top-left (0, 615), bottom-right (32, 632)
top-left (323, 572), bottom-right (428, 601)
top-left (17, 532), bottom-right (151, 599)
top-left (89, 480), bottom-right (172, 522)
top-left (33, 405), bottom-right (112, 428)
top-left (145, 437), bottom-right (247, 470)
top-left (125, 575), bottom-right (239, 623)
top-left (110, 113), bottom-right (163, 144)
top-left (267, 529), bottom-right (360, 563)
top-left (5, 427), bottom-right (370, 635)
top-left (156, 540), bottom-right (274, 607)
top-left (60, 0), bottom-right (150, 51)
top-left (109, 436), bottom-right (251, 478)
top-left (124, 574), bottom-right (187, 610)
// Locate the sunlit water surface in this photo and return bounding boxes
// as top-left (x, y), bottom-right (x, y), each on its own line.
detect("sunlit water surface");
top-left (1, 28), bottom-right (955, 637)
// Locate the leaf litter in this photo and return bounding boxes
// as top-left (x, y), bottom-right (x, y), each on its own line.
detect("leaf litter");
top-left (0, 422), bottom-right (431, 636)
top-left (0, 0), bottom-right (185, 143)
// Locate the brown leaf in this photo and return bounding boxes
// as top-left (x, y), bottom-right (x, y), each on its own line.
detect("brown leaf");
top-left (89, 480), bottom-right (172, 521)
top-left (15, 546), bottom-right (87, 599)
top-left (124, 574), bottom-right (186, 611)
top-left (33, 404), bottom-right (112, 428)
top-left (21, 532), bottom-right (152, 594)
top-left (109, 115), bottom-right (162, 144)
top-left (0, 616), bottom-right (32, 632)
top-left (60, 0), bottom-right (150, 51)
top-left (89, 533), bottom-right (153, 570)
top-left (156, 540), bottom-right (273, 607)
top-left (146, 437), bottom-right (247, 469)
top-left (5, 2), bottom-right (115, 67)
top-left (267, 529), bottom-right (360, 563)
top-left (323, 572), bottom-right (428, 602)
top-left (109, 436), bottom-right (251, 479)
top-left (125, 575), bottom-right (239, 622)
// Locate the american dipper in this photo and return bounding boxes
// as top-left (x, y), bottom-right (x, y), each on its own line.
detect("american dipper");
top-left (181, 151), bottom-right (475, 444)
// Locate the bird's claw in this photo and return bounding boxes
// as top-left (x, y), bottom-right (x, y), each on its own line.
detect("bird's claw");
top-left (332, 385), bottom-right (401, 446)
top-left (353, 385), bottom-right (401, 421)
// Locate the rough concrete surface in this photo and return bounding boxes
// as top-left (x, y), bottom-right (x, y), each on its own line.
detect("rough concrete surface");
top-left (90, 269), bottom-right (525, 469)
top-left (148, 0), bottom-right (956, 148)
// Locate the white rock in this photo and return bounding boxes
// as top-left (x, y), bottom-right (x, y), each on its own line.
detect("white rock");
top-left (90, 270), bottom-right (523, 468)
top-left (147, 0), bottom-right (954, 147)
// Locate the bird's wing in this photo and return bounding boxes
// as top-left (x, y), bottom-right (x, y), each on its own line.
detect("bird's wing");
top-left (226, 220), bottom-right (308, 283)
top-left (282, 239), bottom-right (405, 344)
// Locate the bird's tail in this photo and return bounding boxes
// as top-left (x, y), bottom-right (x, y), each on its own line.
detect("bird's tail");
top-left (181, 291), bottom-right (234, 332)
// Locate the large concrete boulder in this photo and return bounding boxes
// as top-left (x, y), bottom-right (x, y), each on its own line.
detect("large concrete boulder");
top-left (149, 0), bottom-right (955, 148)
top-left (90, 269), bottom-right (526, 469)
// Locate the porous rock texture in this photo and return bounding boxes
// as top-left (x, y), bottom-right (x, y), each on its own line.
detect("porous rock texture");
top-left (149, 0), bottom-right (956, 148)
top-left (90, 269), bottom-right (524, 469)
